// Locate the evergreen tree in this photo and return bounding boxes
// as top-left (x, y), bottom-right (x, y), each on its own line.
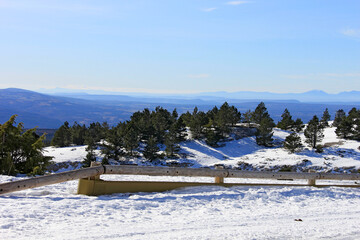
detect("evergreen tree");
top-left (255, 117), bottom-right (275, 147)
top-left (51, 121), bottom-right (72, 147)
top-left (71, 122), bottom-right (87, 145)
top-left (320, 108), bottom-right (331, 127)
top-left (277, 108), bottom-right (295, 130)
top-left (101, 123), bottom-right (125, 162)
top-left (204, 126), bottom-right (223, 147)
top-left (0, 115), bottom-right (52, 175)
top-left (82, 142), bottom-right (97, 168)
top-left (335, 116), bottom-right (352, 139)
top-left (164, 127), bottom-right (180, 157)
top-left (151, 106), bottom-right (172, 144)
top-left (304, 115), bottom-right (324, 148)
top-left (333, 109), bottom-right (345, 127)
top-left (143, 136), bottom-right (160, 161)
top-left (293, 118), bottom-right (304, 133)
top-left (283, 133), bottom-right (303, 153)
top-left (213, 102), bottom-right (241, 137)
top-left (251, 102), bottom-right (271, 124)
top-left (189, 107), bottom-right (208, 139)
top-left (123, 122), bottom-right (140, 156)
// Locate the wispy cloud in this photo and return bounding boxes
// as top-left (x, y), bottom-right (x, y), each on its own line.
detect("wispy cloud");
top-left (202, 8), bottom-right (217, 12)
top-left (188, 74), bottom-right (210, 79)
top-left (341, 28), bottom-right (360, 38)
top-left (283, 73), bottom-right (360, 79)
top-left (226, 1), bottom-right (250, 5)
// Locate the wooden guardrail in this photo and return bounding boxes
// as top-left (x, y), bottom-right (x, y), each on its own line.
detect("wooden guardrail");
top-left (1, 164), bottom-right (360, 195)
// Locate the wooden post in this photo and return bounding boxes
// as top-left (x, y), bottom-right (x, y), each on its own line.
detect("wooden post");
top-left (214, 165), bottom-right (225, 184)
top-left (308, 169), bottom-right (316, 186)
top-left (89, 162), bottom-right (102, 180)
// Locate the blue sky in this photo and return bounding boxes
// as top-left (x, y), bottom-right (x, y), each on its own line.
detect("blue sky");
top-left (0, 0), bottom-right (359, 94)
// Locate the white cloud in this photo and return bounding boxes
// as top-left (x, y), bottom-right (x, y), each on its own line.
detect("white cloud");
top-left (188, 74), bottom-right (210, 79)
top-left (202, 8), bottom-right (216, 12)
top-left (341, 28), bottom-right (360, 38)
top-left (226, 1), bottom-right (250, 5)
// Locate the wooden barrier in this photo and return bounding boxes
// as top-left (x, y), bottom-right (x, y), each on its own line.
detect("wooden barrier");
top-left (1, 164), bottom-right (360, 196)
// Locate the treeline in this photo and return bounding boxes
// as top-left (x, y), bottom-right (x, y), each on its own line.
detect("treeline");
top-left (51, 102), bottom-right (341, 164)
top-left (1, 104), bottom-right (359, 175)
top-left (51, 103), bottom-right (360, 164)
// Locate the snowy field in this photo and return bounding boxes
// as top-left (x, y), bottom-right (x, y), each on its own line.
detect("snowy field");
top-left (1, 174), bottom-right (360, 239)
top-left (1, 125), bottom-right (360, 239)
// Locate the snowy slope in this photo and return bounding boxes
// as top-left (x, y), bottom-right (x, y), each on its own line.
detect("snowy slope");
top-left (43, 125), bottom-right (360, 173)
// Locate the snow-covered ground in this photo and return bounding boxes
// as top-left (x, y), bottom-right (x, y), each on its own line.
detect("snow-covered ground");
top-left (1, 174), bottom-right (360, 239)
top-left (43, 125), bottom-right (360, 173)
top-left (1, 125), bottom-right (360, 239)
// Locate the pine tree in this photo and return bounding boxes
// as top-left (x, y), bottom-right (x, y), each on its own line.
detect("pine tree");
top-left (333, 109), bottom-right (345, 127)
top-left (189, 107), bottom-right (208, 139)
top-left (293, 118), bottom-right (304, 132)
top-left (283, 133), bottom-right (303, 153)
top-left (0, 115), bottom-right (52, 175)
top-left (123, 122), bottom-right (140, 156)
top-left (143, 136), bottom-right (160, 161)
top-left (304, 115), bottom-right (324, 149)
top-left (71, 122), bottom-right (87, 145)
top-left (101, 123), bottom-right (125, 162)
top-left (51, 121), bottom-right (72, 147)
top-left (251, 102), bottom-right (271, 124)
top-left (255, 117), bottom-right (275, 146)
top-left (320, 108), bottom-right (331, 127)
top-left (83, 142), bottom-right (97, 168)
top-left (335, 116), bottom-right (353, 139)
top-left (277, 108), bottom-right (295, 130)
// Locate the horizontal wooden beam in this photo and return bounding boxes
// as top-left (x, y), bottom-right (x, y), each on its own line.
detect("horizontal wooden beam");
top-left (104, 165), bottom-right (360, 181)
top-left (0, 166), bottom-right (104, 195)
top-left (1, 164), bottom-right (360, 195)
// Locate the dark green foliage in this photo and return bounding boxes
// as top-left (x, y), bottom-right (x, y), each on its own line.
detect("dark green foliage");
top-left (335, 108), bottom-right (360, 140)
top-left (335, 116), bottom-right (353, 139)
top-left (123, 122), bottom-right (140, 156)
top-left (151, 107), bottom-right (172, 144)
top-left (251, 102), bottom-right (271, 124)
top-left (255, 116), bottom-right (275, 147)
top-left (284, 133), bottom-right (303, 153)
top-left (293, 118), bottom-right (305, 133)
top-left (0, 115), bottom-right (53, 175)
top-left (143, 136), bottom-right (160, 161)
top-left (101, 123), bottom-right (125, 162)
top-left (277, 108), bottom-right (295, 130)
top-left (83, 142), bottom-right (97, 168)
top-left (304, 115), bottom-right (324, 149)
top-left (71, 122), bottom-right (87, 145)
top-left (205, 127), bottom-right (223, 147)
top-left (320, 108), bottom-right (331, 127)
top-left (188, 107), bottom-right (208, 139)
top-left (333, 109), bottom-right (345, 127)
top-left (51, 121), bottom-right (72, 147)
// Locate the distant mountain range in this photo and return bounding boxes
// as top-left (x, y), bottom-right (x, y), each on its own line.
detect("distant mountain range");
top-left (1, 88), bottom-right (360, 128)
top-left (39, 88), bottom-right (360, 103)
